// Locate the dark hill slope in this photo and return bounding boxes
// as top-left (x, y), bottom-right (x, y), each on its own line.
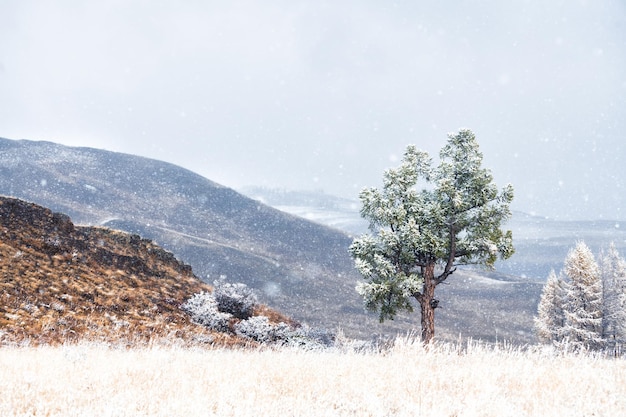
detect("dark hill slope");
top-left (0, 196), bottom-right (257, 345)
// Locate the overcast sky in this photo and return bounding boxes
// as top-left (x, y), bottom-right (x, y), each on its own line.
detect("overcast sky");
top-left (1, 1), bottom-right (624, 220)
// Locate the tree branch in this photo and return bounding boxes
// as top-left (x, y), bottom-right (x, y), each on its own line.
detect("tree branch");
top-left (436, 267), bottom-right (456, 284)
top-left (438, 223), bottom-right (457, 284)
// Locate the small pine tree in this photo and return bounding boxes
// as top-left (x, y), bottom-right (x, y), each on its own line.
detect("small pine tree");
top-left (599, 243), bottom-right (626, 351)
top-left (561, 241), bottom-right (604, 350)
top-left (535, 269), bottom-right (567, 345)
top-left (350, 129), bottom-right (514, 343)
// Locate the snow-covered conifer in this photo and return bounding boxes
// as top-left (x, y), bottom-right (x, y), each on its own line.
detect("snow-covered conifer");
top-left (599, 243), bottom-right (626, 351)
top-left (535, 269), bottom-right (567, 345)
top-left (350, 129), bottom-right (514, 343)
top-left (561, 241), bottom-right (604, 350)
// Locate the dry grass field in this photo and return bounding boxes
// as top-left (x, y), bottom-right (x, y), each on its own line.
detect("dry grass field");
top-left (1, 337), bottom-right (625, 417)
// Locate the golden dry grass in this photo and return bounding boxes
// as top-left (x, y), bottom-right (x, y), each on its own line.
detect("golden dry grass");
top-left (0, 196), bottom-right (293, 347)
top-left (1, 338), bottom-right (625, 417)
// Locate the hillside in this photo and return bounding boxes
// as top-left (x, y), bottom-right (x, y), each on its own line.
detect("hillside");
top-left (0, 196), bottom-right (289, 346)
top-left (0, 137), bottom-right (544, 343)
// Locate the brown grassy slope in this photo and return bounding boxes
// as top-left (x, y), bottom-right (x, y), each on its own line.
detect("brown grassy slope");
top-left (0, 196), bottom-right (287, 346)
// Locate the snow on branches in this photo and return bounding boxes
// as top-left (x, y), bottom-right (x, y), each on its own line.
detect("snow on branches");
top-left (350, 129), bottom-right (514, 342)
top-left (535, 241), bottom-right (626, 353)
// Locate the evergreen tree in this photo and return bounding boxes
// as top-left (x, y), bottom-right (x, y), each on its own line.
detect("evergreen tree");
top-left (535, 269), bottom-right (568, 345)
top-left (599, 243), bottom-right (626, 351)
top-left (561, 241), bottom-right (604, 350)
top-left (349, 129), bottom-right (514, 343)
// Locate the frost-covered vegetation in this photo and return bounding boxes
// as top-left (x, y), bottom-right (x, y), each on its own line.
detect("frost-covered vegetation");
top-left (350, 129), bottom-right (514, 343)
top-left (535, 241), bottom-right (626, 353)
top-left (1, 337), bottom-right (624, 417)
top-left (233, 316), bottom-right (334, 348)
top-left (181, 279), bottom-right (260, 332)
top-left (181, 291), bottom-right (233, 333)
top-left (181, 279), bottom-right (334, 348)
top-left (212, 279), bottom-right (258, 320)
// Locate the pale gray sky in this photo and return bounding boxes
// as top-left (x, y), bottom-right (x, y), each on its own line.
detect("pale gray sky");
top-left (1, 1), bottom-right (624, 220)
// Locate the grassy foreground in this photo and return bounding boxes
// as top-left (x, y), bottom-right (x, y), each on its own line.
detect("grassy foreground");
top-left (1, 337), bottom-right (625, 417)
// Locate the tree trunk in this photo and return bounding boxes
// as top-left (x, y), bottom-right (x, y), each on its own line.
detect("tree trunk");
top-left (418, 262), bottom-right (437, 343)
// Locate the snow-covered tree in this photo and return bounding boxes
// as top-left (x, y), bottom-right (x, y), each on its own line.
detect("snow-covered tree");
top-left (561, 241), bottom-right (604, 350)
top-left (535, 241), bottom-right (626, 352)
top-left (535, 269), bottom-right (568, 345)
top-left (599, 243), bottom-right (626, 351)
top-left (350, 129), bottom-right (514, 343)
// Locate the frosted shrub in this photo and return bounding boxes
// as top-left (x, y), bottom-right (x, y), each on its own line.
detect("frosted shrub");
top-left (183, 281), bottom-right (335, 349)
top-left (181, 291), bottom-right (232, 332)
top-left (235, 316), bottom-right (335, 349)
top-left (235, 316), bottom-right (291, 343)
top-left (181, 279), bottom-right (258, 332)
top-left (285, 325), bottom-right (335, 349)
top-left (213, 279), bottom-right (258, 320)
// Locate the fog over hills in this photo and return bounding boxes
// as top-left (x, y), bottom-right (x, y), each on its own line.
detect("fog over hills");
top-left (0, 137), bottom-right (573, 343)
top-left (2, 2), bottom-right (624, 222)
top-left (241, 186), bottom-right (626, 280)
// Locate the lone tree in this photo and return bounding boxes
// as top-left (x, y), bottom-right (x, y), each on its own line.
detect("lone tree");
top-left (349, 129), bottom-right (514, 343)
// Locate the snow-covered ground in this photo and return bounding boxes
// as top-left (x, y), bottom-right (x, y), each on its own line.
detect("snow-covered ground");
top-left (2, 339), bottom-right (624, 416)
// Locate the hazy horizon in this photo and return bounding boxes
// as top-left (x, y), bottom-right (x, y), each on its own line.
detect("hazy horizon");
top-left (1, 1), bottom-right (624, 220)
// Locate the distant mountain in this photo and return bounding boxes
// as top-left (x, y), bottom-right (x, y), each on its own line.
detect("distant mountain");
top-left (241, 187), bottom-right (626, 280)
top-left (239, 186), bottom-right (369, 235)
top-left (1, 137), bottom-right (545, 343)
top-left (501, 212), bottom-right (626, 279)
top-left (0, 196), bottom-right (246, 345)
